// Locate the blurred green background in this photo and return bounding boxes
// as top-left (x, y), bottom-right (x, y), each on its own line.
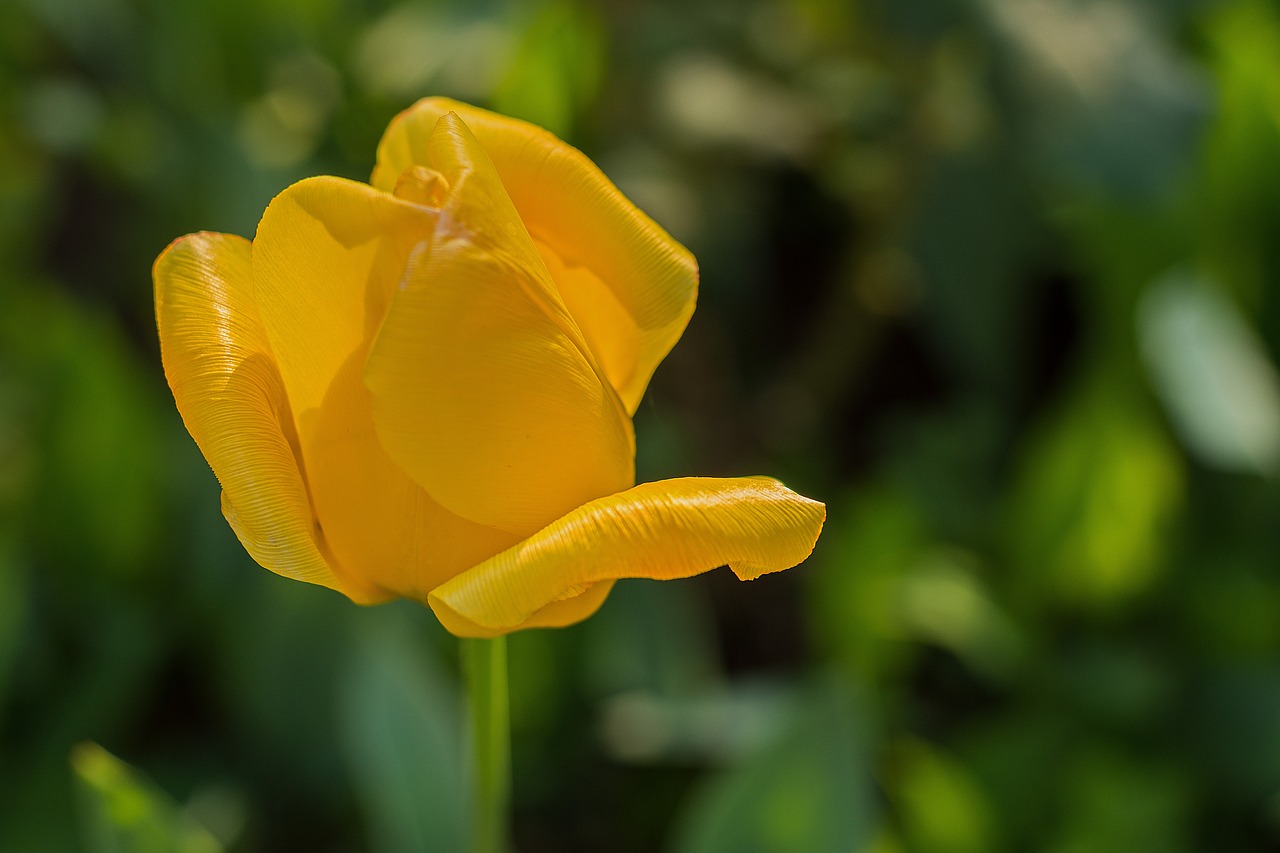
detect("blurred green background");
top-left (3, 0), bottom-right (1280, 849)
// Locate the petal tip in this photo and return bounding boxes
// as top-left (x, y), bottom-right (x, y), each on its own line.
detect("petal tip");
top-left (153, 231), bottom-right (247, 278)
top-left (424, 476), bottom-right (825, 633)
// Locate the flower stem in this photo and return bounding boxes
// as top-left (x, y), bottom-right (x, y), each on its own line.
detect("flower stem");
top-left (463, 635), bottom-right (510, 853)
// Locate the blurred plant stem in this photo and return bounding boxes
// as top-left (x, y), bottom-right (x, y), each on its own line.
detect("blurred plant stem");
top-left (463, 635), bottom-right (510, 853)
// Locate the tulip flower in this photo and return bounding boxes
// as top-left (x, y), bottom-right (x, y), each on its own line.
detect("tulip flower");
top-left (153, 98), bottom-right (824, 638)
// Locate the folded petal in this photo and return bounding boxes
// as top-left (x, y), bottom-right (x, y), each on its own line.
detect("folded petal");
top-left (153, 233), bottom-right (380, 601)
top-left (373, 97), bottom-right (698, 413)
top-left (434, 581), bottom-right (617, 639)
top-left (427, 477), bottom-right (826, 637)
top-left (366, 114), bottom-right (635, 538)
top-left (251, 175), bottom-right (436, 441)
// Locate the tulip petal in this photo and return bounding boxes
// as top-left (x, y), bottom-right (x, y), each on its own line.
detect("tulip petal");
top-left (435, 581), bottom-right (617, 639)
top-left (251, 173), bottom-right (525, 601)
top-left (305, 344), bottom-right (521, 602)
top-left (153, 233), bottom-right (380, 600)
top-left (366, 114), bottom-right (635, 538)
top-left (427, 477), bottom-right (825, 637)
top-left (251, 175), bottom-right (436, 436)
top-left (373, 97), bottom-right (698, 413)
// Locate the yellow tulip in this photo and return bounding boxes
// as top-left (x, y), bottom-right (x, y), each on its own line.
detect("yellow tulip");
top-left (153, 98), bottom-right (825, 637)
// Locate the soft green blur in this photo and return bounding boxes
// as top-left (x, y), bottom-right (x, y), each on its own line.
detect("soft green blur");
top-left (3, 0), bottom-right (1279, 849)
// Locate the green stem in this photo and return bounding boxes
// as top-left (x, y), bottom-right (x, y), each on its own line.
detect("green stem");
top-left (463, 635), bottom-right (510, 853)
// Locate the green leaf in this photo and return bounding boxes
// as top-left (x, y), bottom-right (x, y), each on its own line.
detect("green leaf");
top-left (1138, 269), bottom-right (1280, 476)
top-left (337, 606), bottom-right (467, 853)
top-left (71, 742), bottom-right (222, 853)
top-left (670, 677), bottom-right (876, 853)
top-left (583, 579), bottom-right (720, 702)
top-left (490, 0), bottom-right (605, 138)
top-left (884, 738), bottom-right (997, 853)
top-left (1007, 367), bottom-right (1184, 610)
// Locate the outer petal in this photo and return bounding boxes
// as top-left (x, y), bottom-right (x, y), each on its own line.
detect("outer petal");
top-left (427, 477), bottom-right (826, 637)
top-left (153, 233), bottom-right (380, 601)
top-left (365, 114), bottom-right (635, 538)
top-left (373, 97), bottom-right (698, 413)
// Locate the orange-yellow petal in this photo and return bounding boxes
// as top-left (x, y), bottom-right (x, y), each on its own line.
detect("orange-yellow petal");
top-left (250, 173), bottom-right (522, 601)
top-left (373, 97), bottom-right (698, 413)
top-left (304, 342), bottom-right (521, 603)
top-left (251, 175), bottom-right (436, 438)
top-left (365, 113), bottom-right (635, 538)
top-left (427, 477), bottom-right (826, 637)
top-left (153, 232), bottom-right (379, 600)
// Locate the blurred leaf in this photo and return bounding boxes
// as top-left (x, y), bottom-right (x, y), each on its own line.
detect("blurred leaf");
top-left (600, 681), bottom-right (797, 765)
top-left (354, 6), bottom-right (509, 103)
top-left (1049, 746), bottom-right (1191, 853)
top-left (1139, 268), bottom-right (1280, 476)
top-left (897, 549), bottom-right (1022, 680)
top-left (490, 0), bottom-right (604, 138)
top-left (982, 0), bottom-right (1209, 198)
top-left (884, 737), bottom-right (998, 853)
top-left (20, 76), bottom-right (105, 155)
top-left (338, 606), bottom-right (466, 853)
top-left (2, 286), bottom-right (168, 575)
top-left (235, 54), bottom-right (341, 170)
top-left (670, 677), bottom-right (876, 853)
top-left (205, 572), bottom-right (350, 795)
top-left (71, 742), bottom-right (222, 853)
top-left (808, 486), bottom-right (928, 681)
top-left (811, 487), bottom-right (1022, 681)
top-left (584, 578), bottom-right (720, 700)
top-left (656, 54), bottom-right (821, 159)
top-left (1196, 0), bottom-right (1280, 311)
top-left (1008, 368), bottom-right (1183, 610)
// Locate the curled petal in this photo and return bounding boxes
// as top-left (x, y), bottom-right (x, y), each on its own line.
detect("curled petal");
top-left (428, 477), bottom-right (826, 637)
top-left (153, 233), bottom-right (379, 600)
top-left (373, 97), bottom-right (698, 412)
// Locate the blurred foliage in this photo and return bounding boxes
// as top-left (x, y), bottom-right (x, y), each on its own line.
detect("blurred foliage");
top-left (72, 741), bottom-right (223, 853)
top-left (3, 0), bottom-right (1280, 850)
